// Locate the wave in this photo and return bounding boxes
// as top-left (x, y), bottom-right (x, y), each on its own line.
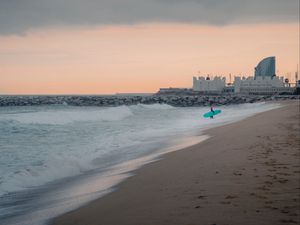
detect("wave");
top-left (0, 102), bottom-right (281, 198)
top-left (0, 104), bottom-right (177, 125)
top-left (0, 156), bottom-right (94, 195)
top-left (0, 105), bottom-right (134, 125)
top-left (135, 103), bottom-right (174, 110)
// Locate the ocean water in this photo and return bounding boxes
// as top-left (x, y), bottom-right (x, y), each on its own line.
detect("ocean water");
top-left (0, 102), bottom-right (280, 225)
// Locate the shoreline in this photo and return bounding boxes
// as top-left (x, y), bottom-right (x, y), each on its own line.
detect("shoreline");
top-left (1, 102), bottom-right (281, 225)
top-left (51, 100), bottom-right (300, 225)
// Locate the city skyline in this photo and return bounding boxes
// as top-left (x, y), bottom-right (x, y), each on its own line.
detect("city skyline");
top-left (0, 0), bottom-right (299, 94)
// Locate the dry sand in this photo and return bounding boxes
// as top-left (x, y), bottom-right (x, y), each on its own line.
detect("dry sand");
top-left (52, 101), bottom-right (300, 225)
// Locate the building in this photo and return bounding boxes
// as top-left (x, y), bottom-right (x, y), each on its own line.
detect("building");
top-left (193, 76), bottom-right (226, 93)
top-left (234, 75), bottom-right (294, 94)
top-left (254, 56), bottom-right (275, 78)
top-left (192, 57), bottom-right (283, 94)
top-left (233, 56), bottom-right (295, 94)
top-left (161, 56), bottom-right (297, 95)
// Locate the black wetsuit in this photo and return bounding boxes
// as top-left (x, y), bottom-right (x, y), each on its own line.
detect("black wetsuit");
top-left (210, 107), bottom-right (214, 119)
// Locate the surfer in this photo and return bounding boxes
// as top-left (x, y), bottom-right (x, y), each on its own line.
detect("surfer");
top-left (203, 106), bottom-right (221, 119)
top-left (210, 106), bottom-right (214, 119)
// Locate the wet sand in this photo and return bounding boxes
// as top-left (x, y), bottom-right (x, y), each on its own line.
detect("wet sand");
top-left (52, 101), bottom-right (300, 225)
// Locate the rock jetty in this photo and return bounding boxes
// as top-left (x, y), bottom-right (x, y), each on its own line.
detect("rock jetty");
top-left (0, 94), bottom-right (298, 107)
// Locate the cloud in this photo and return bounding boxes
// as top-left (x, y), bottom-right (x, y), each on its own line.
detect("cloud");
top-left (0, 0), bottom-right (298, 35)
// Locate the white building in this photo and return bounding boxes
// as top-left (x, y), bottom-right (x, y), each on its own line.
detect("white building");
top-left (193, 76), bottom-right (226, 93)
top-left (189, 56), bottom-right (296, 95)
top-left (234, 76), bottom-right (294, 94)
top-left (233, 56), bottom-right (294, 94)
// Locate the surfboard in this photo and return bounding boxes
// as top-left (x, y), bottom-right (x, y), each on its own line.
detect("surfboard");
top-left (203, 109), bottom-right (221, 118)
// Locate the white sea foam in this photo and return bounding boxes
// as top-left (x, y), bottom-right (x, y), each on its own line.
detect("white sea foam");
top-left (136, 103), bottom-right (175, 110)
top-left (0, 102), bottom-right (280, 198)
top-left (0, 105), bottom-right (133, 125)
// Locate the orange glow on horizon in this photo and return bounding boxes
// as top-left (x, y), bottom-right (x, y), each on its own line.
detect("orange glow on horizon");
top-left (0, 23), bottom-right (298, 94)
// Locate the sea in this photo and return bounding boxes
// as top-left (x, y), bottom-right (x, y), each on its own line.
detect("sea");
top-left (0, 102), bottom-right (280, 225)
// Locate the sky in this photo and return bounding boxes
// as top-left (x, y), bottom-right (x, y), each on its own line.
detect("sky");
top-left (0, 0), bottom-right (299, 94)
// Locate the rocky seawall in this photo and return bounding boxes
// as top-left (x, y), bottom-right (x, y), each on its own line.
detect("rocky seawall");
top-left (0, 95), bottom-right (298, 107)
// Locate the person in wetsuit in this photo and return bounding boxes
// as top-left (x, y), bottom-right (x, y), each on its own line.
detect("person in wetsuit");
top-left (210, 106), bottom-right (215, 119)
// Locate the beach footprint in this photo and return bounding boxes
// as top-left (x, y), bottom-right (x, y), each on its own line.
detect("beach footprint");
top-left (233, 171), bottom-right (243, 176)
top-left (225, 194), bottom-right (238, 199)
top-left (220, 201), bottom-right (231, 205)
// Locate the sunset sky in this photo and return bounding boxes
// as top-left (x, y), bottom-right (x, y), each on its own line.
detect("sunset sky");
top-left (0, 0), bottom-right (299, 94)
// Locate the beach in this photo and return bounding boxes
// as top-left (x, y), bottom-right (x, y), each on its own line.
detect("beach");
top-left (51, 101), bottom-right (300, 225)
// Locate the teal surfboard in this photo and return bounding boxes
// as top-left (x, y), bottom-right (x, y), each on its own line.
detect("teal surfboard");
top-left (203, 109), bottom-right (221, 118)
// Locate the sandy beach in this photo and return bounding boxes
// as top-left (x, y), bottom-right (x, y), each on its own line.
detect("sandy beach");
top-left (52, 101), bottom-right (300, 225)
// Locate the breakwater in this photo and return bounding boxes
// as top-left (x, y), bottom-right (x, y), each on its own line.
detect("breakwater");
top-left (0, 95), bottom-right (298, 107)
